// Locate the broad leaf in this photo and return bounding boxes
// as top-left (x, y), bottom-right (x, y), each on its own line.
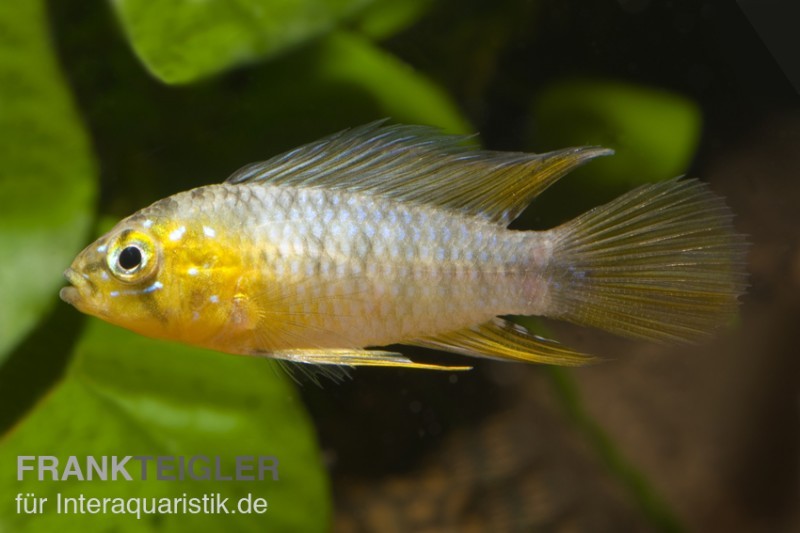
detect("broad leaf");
top-left (111, 0), bottom-right (376, 84)
top-left (312, 32), bottom-right (469, 132)
top-left (0, 320), bottom-right (330, 531)
top-left (0, 0), bottom-right (95, 362)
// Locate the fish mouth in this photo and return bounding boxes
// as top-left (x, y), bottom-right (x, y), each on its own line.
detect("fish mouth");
top-left (59, 268), bottom-right (92, 306)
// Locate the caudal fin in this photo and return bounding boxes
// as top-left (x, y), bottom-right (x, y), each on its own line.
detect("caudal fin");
top-left (543, 177), bottom-right (748, 342)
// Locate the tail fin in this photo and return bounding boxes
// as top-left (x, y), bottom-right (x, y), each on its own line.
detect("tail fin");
top-left (543, 177), bottom-right (748, 342)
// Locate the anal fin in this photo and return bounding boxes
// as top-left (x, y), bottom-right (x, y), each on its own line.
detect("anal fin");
top-left (410, 318), bottom-right (594, 367)
top-left (260, 348), bottom-right (472, 371)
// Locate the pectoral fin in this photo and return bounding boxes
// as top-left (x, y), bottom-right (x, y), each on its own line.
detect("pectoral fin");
top-left (260, 348), bottom-right (472, 371)
top-left (410, 318), bottom-right (594, 366)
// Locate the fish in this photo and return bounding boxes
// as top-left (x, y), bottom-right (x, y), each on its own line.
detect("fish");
top-left (60, 122), bottom-right (748, 375)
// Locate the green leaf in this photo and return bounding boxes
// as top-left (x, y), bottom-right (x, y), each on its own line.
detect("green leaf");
top-left (0, 0), bottom-right (95, 362)
top-left (0, 320), bottom-right (330, 532)
top-left (352, 0), bottom-right (432, 39)
top-left (312, 32), bottom-right (470, 133)
top-left (111, 0), bottom-right (377, 84)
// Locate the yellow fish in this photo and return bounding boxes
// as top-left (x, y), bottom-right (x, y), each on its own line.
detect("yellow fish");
top-left (60, 123), bottom-right (747, 374)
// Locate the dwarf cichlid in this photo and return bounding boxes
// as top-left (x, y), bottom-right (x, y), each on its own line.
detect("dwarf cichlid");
top-left (60, 123), bottom-right (748, 374)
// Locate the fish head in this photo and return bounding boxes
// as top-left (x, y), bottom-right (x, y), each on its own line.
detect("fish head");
top-left (60, 194), bottom-right (248, 349)
top-left (60, 214), bottom-right (173, 337)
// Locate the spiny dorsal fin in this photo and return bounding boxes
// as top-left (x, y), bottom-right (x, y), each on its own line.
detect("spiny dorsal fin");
top-left (226, 121), bottom-right (612, 226)
top-left (410, 317), bottom-right (594, 366)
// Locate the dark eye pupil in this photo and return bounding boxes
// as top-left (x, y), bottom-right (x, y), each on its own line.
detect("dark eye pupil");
top-left (118, 246), bottom-right (142, 271)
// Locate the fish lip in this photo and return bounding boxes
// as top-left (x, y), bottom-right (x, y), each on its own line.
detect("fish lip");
top-left (59, 285), bottom-right (79, 305)
top-left (60, 268), bottom-right (92, 305)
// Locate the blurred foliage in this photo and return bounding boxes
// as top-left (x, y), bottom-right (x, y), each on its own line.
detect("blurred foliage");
top-left (525, 78), bottom-right (701, 225)
top-left (533, 79), bottom-right (701, 187)
top-left (546, 367), bottom-right (683, 532)
top-left (0, 0), bottom-right (95, 362)
top-left (350, 0), bottom-right (432, 39)
top-left (0, 0), bottom-right (707, 530)
top-left (112, 0), bottom-right (374, 84)
top-left (0, 320), bottom-right (329, 531)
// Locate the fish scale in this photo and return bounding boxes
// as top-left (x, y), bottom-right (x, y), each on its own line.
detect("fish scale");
top-left (192, 184), bottom-right (535, 350)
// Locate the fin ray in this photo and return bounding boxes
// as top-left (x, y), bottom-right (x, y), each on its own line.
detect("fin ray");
top-left (544, 177), bottom-right (748, 342)
top-left (410, 318), bottom-right (594, 366)
top-left (274, 360), bottom-right (353, 386)
top-left (227, 122), bottom-right (611, 225)
top-left (261, 348), bottom-right (472, 371)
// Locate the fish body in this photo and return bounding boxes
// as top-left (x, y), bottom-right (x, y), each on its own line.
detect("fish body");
top-left (61, 123), bottom-right (748, 371)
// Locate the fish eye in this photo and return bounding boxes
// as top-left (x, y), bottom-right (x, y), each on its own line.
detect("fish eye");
top-left (107, 231), bottom-right (157, 282)
top-left (118, 245), bottom-right (143, 272)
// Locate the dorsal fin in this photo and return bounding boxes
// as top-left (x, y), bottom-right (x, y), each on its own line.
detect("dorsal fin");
top-left (226, 121), bottom-right (612, 226)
